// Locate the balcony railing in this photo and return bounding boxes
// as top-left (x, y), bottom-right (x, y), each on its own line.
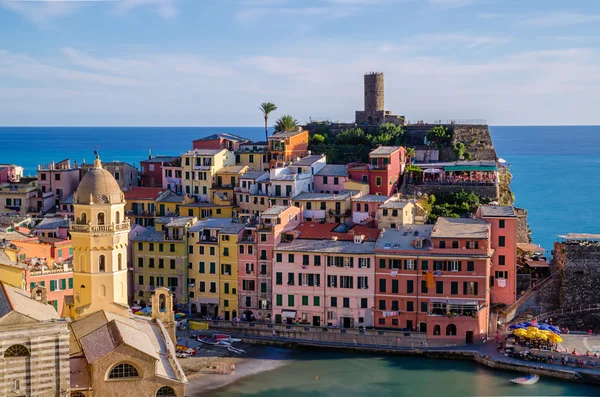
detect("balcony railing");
top-left (70, 220), bottom-right (131, 233)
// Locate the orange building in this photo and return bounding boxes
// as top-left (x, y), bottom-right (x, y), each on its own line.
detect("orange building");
top-left (11, 237), bottom-right (73, 264)
top-left (268, 129), bottom-right (309, 168)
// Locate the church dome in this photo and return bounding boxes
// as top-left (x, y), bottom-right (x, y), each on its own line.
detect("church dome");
top-left (74, 157), bottom-right (124, 205)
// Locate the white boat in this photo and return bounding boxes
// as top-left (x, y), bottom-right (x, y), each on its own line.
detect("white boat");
top-left (215, 340), bottom-right (232, 347)
top-left (227, 346), bottom-right (246, 355)
top-left (510, 374), bottom-right (539, 385)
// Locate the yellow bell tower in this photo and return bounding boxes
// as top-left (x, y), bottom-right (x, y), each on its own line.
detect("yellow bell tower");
top-left (69, 154), bottom-right (131, 319)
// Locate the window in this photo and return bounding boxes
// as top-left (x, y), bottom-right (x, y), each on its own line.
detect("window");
top-left (421, 280), bottom-right (428, 294)
top-left (452, 241), bottom-right (459, 249)
top-left (149, 243), bottom-right (155, 252)
top-left (343, 297), bottom-right (350, 308)
top-left (170, 259), bottom-right (176, 269)
top-left (499, 236), bottom-right (506, 247)
top-left (170, 244), bottom-right (175, 252)
top-left (495, 271), bottom-right (508, 279)
top-left (261, 282), bottom-right (267, 293)
top-left (499, 255), bottom-right (506, 266)
top-left (239, 245), bottom-right (245, 254)
top-left (149, 258), bottom-right (155, 268)
top-left (188, 245), bottom-right (193, 254)
top-left (223, 247), bottom-right (229, 257)
top-left (4, 344), bottom-right (30, 357)
top-left (276, 272), bottom-right (283, 285)
top-left (287, 273), bottom-right (294, 285)
top-left (333, 177), bottom-right (339, 185)
top-left (450, 282), bottom-right (458, 295)
top-left (499, 219), bottom-right (505, 228)
top-left (302, 296), bottom-right (309, 306)
top-left (210, 262), bottom-right (216, 274)
top-left (406, 301), bottom-right (414, 312)
top-left (382, 209), bottom-right (388, 216)
top-left (209, 282), bottom-right (216, 293)
top-left (210, 247), bottom-right (215, 255)
top-left (55, 173), bottom-right (61, 181)
top-left (199, 281), bottom-right (206, 292)
top-left (405, 259), bottom-right (415, 270)
top-left (314, 256), bottom-right (321, 266)
top-left (260, 233), bottom-right (267, 242)
top-left (314, 296), bottom-right (320, 306)
top-left (50, 280), bottom-right (56, 291)
top-left (378, 300), bottom-right (386, 310)
top-left (463, 281), bottom-right (478, 295)
top-left (379, 318), bottom-right (386, 325)
top-left (420, 301), bottom-right (428, 313)
top-left (361, 298), bottom-right (368, 308)
top-left (69, 278), bottom-right (73, 289)
top-left (379, 258), bottom-right (386, 269)
top-left (108, 363), bottom-right (139, 379)
top-left (156, 386), bottom-right (177, 396)
top-left (436, 281), bottom-right (444, 295)
top-left (260, 250), bottom-right (267, 260)
top-left (358, 276), bottom-right (368, 289)
top-left (359, 258), bottom-right (370, 268)
top-left (379, 279), bottom-right (386, 293)
top-left (449, 261), bottom-right (460, 272)
top-left (276, 253), bottom-right (282, 262)
top-left (376, 177), bottom-right (382, 186)
top-left (158, 258), bottom-right (164, 268)
top-left (288, 295), bottom-right (294, 306)
top-left (288, 254), bottom-right (294, 263)
top-left (467, 261), bottom-right (475, 272)
top-left (98, 255), bottom-right (106, 272)
top-left (303, 255), bottom-right (309, 265)
top-left (328, 275), bottom-right (337, 288)
top-left (276, 294), bottom-right (283, 306)
top-left (391, 279), bottom-right (398, 293)
top-left (138, 257), bottom-right (144, 267)
top-left (406, 280), bottom-right (414, 294)
top-left (331, 297), bottom-right (337, 307)
top-left (439, 241), bottom-right (446, 249)
top-left (391, 300), bottom-right (399, 310)
top-left (421, 260), bottom-right (428, 271)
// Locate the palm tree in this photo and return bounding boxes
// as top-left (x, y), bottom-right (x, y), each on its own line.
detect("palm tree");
top-left (260, 102), bottom-right (277, 142)
top-left (405, 147), bottom-right (416, 163)
top-left (274, 115), bottom-right (299, 133)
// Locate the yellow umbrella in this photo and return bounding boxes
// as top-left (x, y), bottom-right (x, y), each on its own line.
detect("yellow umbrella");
top-left (513, 328), bottom-right (527, 337)
top-left (549, 333), bottom-right (562, 343)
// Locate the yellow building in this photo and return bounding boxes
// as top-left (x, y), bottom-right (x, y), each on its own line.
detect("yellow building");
top-left (124, 187), bottom-right (164, 227)
top-left (156, 191), bottom-right (194, 216)
top-left (344, 179), bottom-right (370, 195)
top-left (235, 141), bottom-right (270, 171)
top-left (0, 255), bottom-right (24, 288)
top-left (181, 149), bottom-right (235, 202)
top-left (179, 201), bottom-right (235, 219)
top-left (187, 218), bottom-right (245, 319)
top-left (218, 222), bottom-right (245, 320)
top-left (293, 190), bottom-right (360, 224)
top-left (237, 171), bottom-right (270, 221)
top-left (0, 180), bottom-right (38, 215)
top-left (377, 199), bottom-right (416, 228)
top-left (132, 216), bottom-right (197, 306)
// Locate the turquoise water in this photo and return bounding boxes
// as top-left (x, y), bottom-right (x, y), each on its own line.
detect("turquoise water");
top-left (199, 350), bottom-right (599, 396)
top-left (1, 126), bottom-right (598, 251)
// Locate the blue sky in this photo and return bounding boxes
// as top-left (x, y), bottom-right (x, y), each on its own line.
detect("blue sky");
top-left (1, 0), bottom-right (600, 126)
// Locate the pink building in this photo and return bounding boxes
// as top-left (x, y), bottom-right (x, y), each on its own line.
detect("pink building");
top-left (192, 133), bottom-right (249, 152)
top-left (140, 155), bottom-right (180, 188)
top-left (32, 217), bottom-right (70, 239)
top-left (477, 205), bottom-right (518, 306)
top-left (0, 164), bottom-right (23, 183)
top-left (314, 165), bottom-right (348, 194)
top-left (37, 159), bottom-right (81, 213)
top-left (348, 146), bottom-right (406, 196)
top-left (375, 218), bottom-right (492, 344)
top-left (238, 206), bottom-right (301, 321)
top-left (272, 222), bottom-right (380, 327)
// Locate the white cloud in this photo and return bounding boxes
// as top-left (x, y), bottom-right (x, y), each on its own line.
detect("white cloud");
top-left (0, 0), bottom-right (83, 26)
top-left (517, 12), bottom-right (600, 28)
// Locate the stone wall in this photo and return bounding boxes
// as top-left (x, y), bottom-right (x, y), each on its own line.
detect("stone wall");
top-left (554, 242), bottom-right (600, 307)
top-left (515, 207), bottom-right (531, 244)
top-left (452, 125), bottom-right (497, 161)
top-left (406, 183), bottom-right (499, 201)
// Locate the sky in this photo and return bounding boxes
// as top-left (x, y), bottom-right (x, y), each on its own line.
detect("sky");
top-left (1, 0), bottom-right (600, 126)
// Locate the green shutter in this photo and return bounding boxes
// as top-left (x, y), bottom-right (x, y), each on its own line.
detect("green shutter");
top-left (276, 294), bottom-right (283, 306)
top-left (30, 282), bottom-right (35, 290)
top-left (50, 280), bottom-right (56, 291)
top-left (314, 296), bottom-right (320, 306)
top-left (288, 295), bottom-right (294, 306)
top-left (421, 260), bottom-right (428, 271)
top-left (61, 279), bottom-right (66, 290)
top-left (58, 249), bottom-right (63, 257)
top-left (302, 296), bottom-right (308, 306)
top-left (199, 262), bottom-right (205, 273)
top-left (379, 259), bottom-right (386, 269)
top-left (69, 278), bottom-right (73, 289)
top-left (69, 247), bottom-right (73, 255)
top-left (392, 280), bottom-right (398, 293)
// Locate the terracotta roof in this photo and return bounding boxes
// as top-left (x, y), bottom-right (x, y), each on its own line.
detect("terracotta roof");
top-left (124, 187), bottom-right (165, 200)
top-left (517, 243), bottom-right (546, 252)
top-left (431, 217), bottom-right (489, 239)
top-left (292, 222), bottom-right (380, 242)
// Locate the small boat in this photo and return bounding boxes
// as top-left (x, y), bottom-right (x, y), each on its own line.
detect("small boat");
top-left (227, 346), bottom-right (246, 355)
top-left (214, 334), bottom-right (241, 343)
top-left (510, 374), bottom-right (539, 385)
top-left (215, 340), bottom-right (232, 347)
top-left (197, 336), bottom-right (218, 345)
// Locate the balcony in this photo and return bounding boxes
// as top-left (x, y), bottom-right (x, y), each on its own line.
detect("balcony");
top-left (70, 220), bottom-right (131, 233)
top-left (193, 165), bottom-right (211, 170)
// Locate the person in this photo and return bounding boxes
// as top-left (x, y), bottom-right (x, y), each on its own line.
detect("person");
top-left (572, 348), bottom-right (578, 355)
top-left (272, 329), bottom-right (276, 337)
top-left (230, 363), bottom-right (235, 374)
top-left (586, 350), bottom-right (591, 357)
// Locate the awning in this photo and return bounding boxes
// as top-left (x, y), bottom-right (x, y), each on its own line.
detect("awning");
top-left (517, 243), bottom-right (546, 252)
top-left (447, 299), bottom-right (478, 305)
top-left (282, 310), bottom-right (297, 318)
top-left (444, 165), bottom-right (498, 172)
top-left (525, 260), bottom-right (550, 268)
top-left (423, 168), bottom-right (443, 174)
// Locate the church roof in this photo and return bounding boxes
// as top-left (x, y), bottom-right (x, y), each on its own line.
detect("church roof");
top-left (0, 281), bottom-right (61, 322)
top-left (74, 158), bottom-right (124, 205)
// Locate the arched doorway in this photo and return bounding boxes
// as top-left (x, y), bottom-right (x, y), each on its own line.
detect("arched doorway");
top-left (446, 323), bottom-right (456, 336)
top-left (244, 310), bottom-right (254, 321)
top-left (97, 212), bottom-right (105, 225)
top-left (433, 325), bottom-right (441, 335)
top-left (98, 255), bottom-right (106, 272)
top-left (232, 310), bottom-right (237, 320)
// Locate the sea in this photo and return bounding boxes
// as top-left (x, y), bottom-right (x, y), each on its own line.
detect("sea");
top-left (1, 126), bottom-right (599, 395)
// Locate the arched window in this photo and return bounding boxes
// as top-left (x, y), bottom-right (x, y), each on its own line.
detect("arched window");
top-left (159, 294), bottom-right (166, 311)
top-left (80, 212), bottom-right (87, 224)
top-left (97, 212), bottom-right (105, 225)
top-left (433, 325), bottom-right (441, 336)
top-left (4, 344), bottom-right (30, 357)
top-left (14, 379), bottom-right (21, 392)
top-left (108, 363), bottom-right (139, 379)
top-left (115, 211), bottom-right (121, 224)
top-left (118, 253), bottom-right (123, 271)
top-left (446, 324), bottom-right (457, 336)
top-left (156, 386), bottom-right (176, 396)
top-left (99, 255), bottom-right (106, 272)
top-left (71, 392), bottom-right (86, 397)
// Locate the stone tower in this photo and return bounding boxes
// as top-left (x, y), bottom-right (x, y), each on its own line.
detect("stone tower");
top-left (151, 287), bottom-right (177, 344)
top-left (364, 72), bottom-right (384, 113)
top-left (68, 154), bottom-right (131, 319)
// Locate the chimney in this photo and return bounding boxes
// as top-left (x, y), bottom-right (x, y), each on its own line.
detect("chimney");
top-left (31, 285), bottom-right (48, 304)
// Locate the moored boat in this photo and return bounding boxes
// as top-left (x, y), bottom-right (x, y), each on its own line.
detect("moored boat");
top-left (510, 374), bottom-right (539, 385)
